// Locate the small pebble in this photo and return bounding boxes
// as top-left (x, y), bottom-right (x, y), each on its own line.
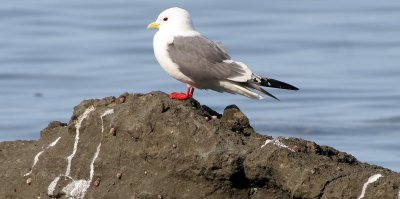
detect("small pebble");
top-left (250, 187), bottom-right (257, 195)
top-left (204, 116), bottom-right (210, 121)
top-left (26, 178), bottom-right (32, 185)
top-left (172, 144), bottom-right (177, 149)
top-left (311, 168), bottom-right (316, 174)
top-left (109, 128), bottom-right (116, 136)
top-left (116, 172), bottom-right (122, 179)
top-left (94, 178), bottom-right (101, 187)
top-left (119, 96), bottom-right (126, 103)
top-left (211, 115), bottom-right (217, 119)
top-left (144, 171), bottom-right (148, 175)
top-left (157, 195), bottom-right (163, 199)
top-left (292, 145), bottom-right (300, 152)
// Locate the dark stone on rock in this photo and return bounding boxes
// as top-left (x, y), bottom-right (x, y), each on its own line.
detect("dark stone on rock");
top-left (221, 105), bottom-right (252, 136)
top-left (0, 91), bottom-right (399, 199)
top-left (222, 105), bottom-right (250, 126)
top-left (201, 105), bottom-right (222, 119)
top-left (46, 121), bottom-right (68, 129)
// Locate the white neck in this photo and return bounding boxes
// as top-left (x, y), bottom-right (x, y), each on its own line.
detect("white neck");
top-left (158, 28), bottom-right (200, 38)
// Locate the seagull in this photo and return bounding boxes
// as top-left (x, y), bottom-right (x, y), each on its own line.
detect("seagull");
top-left (147, 7), bottom-right (298, 100)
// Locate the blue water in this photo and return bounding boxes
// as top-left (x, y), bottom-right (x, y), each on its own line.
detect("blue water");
top-left (1, 0), bottom-right (399, 172)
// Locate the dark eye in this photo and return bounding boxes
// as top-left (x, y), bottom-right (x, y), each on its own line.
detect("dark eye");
top-left (163, 17), bottom-right (168, 21)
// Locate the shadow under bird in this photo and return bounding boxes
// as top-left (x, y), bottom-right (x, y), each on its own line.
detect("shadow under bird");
top-left (147, 7), bottom-right (298, 100)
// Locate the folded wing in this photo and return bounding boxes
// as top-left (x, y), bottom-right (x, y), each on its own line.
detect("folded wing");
top-left (167, 36), bottom-right (252, 82)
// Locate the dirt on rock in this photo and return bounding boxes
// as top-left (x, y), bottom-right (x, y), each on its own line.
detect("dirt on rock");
top-left (0, 91), bottom-right (399, 199)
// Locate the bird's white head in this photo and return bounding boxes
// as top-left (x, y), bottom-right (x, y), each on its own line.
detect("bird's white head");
top-left (147, 7), bottom-right (195, 34)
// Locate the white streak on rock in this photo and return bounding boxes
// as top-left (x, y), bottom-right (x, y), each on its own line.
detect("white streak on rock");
top-left (274, 140), bottom-right (295, 152)
top-left (61, 108), bottom-right (113, 199)
top-left (47, 176), bottom-right (60, 196)
top-left (260, 138), bottom-right (295, 152)
top-left (62, 180), bottom-right (90, 199)
top-left (88, 109), bottom-right (113, 181)
top-left (357, 174), bottom-right (383, 199)
top-left (261, 139), bottom-right (272, 148)
top-left (65, 106), bottom-right (95, 176)
top-left (48, 136), bottom-right (62, 148)
top-left (90, 143), bottom-right (101, 181)
top-left (24, 136), bottom-right (62, 176)
top-left (101, 109), bottom-right (114, 133)
top-left (89, 109), bottom-right (113, 183)
top-left (24, 151), bottom-right (44, 176)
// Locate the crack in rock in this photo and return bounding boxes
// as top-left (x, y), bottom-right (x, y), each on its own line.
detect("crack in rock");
top-left (318, 174), bottom-right (347, 199)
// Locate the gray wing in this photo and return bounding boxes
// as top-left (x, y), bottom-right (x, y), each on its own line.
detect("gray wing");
top-left (167, 36), bottom-right (249, 81)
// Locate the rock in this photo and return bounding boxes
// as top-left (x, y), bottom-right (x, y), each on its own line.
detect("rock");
top-left (0, 91), bottom-right (399, 199)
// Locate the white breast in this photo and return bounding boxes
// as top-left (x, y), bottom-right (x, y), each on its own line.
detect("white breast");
top-left (153, 31), bottom-right (193, 84)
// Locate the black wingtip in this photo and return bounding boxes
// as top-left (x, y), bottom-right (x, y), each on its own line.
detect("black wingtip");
top-left (261, 78), bottom-right (299, 91)
top-left (292, 86), bottom-right (300, 91)
top-left (263, 89), bottom-right (280, 101)
top-left (246, 82), bottom-right (281, 101)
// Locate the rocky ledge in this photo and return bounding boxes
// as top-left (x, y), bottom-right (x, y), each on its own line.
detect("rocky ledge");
top-left (1, 91), bottom-right (399, 199)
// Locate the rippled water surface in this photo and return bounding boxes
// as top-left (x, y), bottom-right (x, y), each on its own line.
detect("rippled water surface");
top-left (1, 0), bottom-right (399, 171)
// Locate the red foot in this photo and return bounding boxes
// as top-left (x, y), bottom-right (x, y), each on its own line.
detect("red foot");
top-left (169, 92), bottom-right (193, 100)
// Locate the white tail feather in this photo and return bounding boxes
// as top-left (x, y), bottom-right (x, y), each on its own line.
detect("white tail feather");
top-left (217, 81), bottom-right (263, 100)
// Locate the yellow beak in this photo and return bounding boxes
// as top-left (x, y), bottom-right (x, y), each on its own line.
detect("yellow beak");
top-left (147, 22), bottom-right (160, 29)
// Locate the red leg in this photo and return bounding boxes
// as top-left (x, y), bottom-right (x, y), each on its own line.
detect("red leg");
top-left (190, 87), bottom-right (195, 95)
top-left (169, 86), bottom-right (195, 100)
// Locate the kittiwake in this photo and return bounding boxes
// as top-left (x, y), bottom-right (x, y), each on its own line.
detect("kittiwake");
top-left (147, 7), bottom-right (299, 100)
